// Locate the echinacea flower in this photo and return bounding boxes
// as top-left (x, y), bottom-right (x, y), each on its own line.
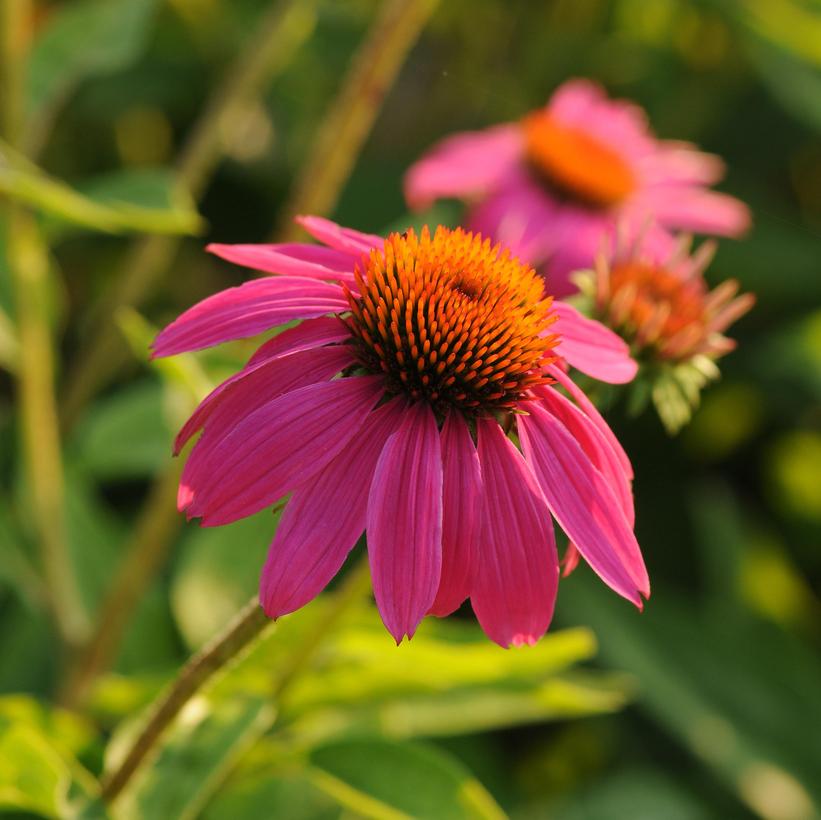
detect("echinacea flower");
top-left (405, 78), bottom-right (751, 296)
top-left (153, 216), bottom-right (649, 647)
top-left (576, 231), bottom-right (755, 434)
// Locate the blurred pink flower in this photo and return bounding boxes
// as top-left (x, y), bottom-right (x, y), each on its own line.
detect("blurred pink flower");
top-left (153, 217), bottom-right (648, 647)
top-left (405, 79), bottom-right (751, 296)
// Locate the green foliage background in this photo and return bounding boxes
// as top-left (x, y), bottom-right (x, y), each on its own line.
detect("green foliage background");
top-left (0, 0), bottom-right (819, 818)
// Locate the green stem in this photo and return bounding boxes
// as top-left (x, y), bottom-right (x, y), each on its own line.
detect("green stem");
top-left (275, 0), bottom-right (439, 240)
top-left (2, 0), bottom-right (88, 646)
top-left (59, 0), bottom-right (317, 432)
top-left (101, 558), bottom-right (372, 804)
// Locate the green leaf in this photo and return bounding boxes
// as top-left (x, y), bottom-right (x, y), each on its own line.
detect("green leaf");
top-left (0, 723), bottom-right (70, 817)
top-left (0, 720), bottom-right (98, 819)
top-left (0, 695), bottom-right (95, 762)
top-left (26, 0), bottom-right (160, 123)
top-left (69, 381), bottom-right (172, 480)
top-left (203, 770), bottom-right (337, 820)
top-left (0, 141), bottom-right (202, 235)
top-left (308, 737), bottom-right (506, 820)
top-left (114, 695), bottom-right (275, 820)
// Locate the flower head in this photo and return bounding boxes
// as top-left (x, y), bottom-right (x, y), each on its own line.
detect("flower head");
top-left (153, 216), bottom-right (648, 647)
top-left (405, 79), bottom-right (751, 296)
top-left (578, 232), bottom-right (755, 433)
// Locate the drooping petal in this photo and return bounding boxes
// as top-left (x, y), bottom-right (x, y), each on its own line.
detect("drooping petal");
top-left (405, 125), bottom-right (523, 210)
top-left (175, 344), bottom-right (353, 455)
top-left (562, 543), bottom-right (580, 577)
top-left (367, 403), bottom-right (442, 643)
top-left (294, 215), bottom-right (382, 257)
top-left (207, 242), bottom-right (358, 283)
top-left (471, 418), bottom-right (559, 648)
top-left (260, 398), bottom-right (405, 618)
top-left (536, 385), bottom-right (634, 526)
top-left (246, 316), bottom-right (350, 367)
top-left (429, 411), bottom-right (482, 617)
top-left (517, 402), bottom-right (649, 605)
top-left (638, 186), bottom-right (751, 238)
top-left (152, 276), bottom-right (348, 357)
top-left (546, 363), bottom-right (633, 479)
top-left (551, 301), bottom-right (637, 384)
top-left (181, 376), bottom-right (383, 525)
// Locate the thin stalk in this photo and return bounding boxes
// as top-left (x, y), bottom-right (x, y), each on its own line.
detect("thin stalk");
top-left (274, 0), bottom-right (439, 241)
top-left (59, 0), bottom-right (317, 432)
top-left (101, 558), bottom-right (372, 804)
top-left (60, 459), bottom-right (185, 707)
top-left (2, 0), bottom-right (88, 645)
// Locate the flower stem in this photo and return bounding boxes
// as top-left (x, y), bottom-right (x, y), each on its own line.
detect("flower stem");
top-left (101, 558), bottom-right (372, 804)
top-left (58, 0), bottom-right (317, 433)
top-left (274, 0), bottom-right (439, 240)
top-left (2, 0), bottom-right (88, 646)
top-left (59, 459), bottom-right (185, 707)
top-left (100, 598), bottom-right (270, 803)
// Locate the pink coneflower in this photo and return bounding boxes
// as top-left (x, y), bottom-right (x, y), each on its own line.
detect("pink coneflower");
top-left (153, 216), bottom-right (648, 647)
top-left (578, 232), bottom-right (755, 433)
top-left (405, 78), bottom-right (751, 296)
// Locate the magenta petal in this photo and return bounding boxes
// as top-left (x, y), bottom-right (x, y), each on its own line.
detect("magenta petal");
top-left (260, 398), bottom-right (405, 618)
top-left (175, 344), bottom-right (353, 455)
top-left (181, 376), bottom-right (383, 525)
top-left (537, 386), bottom-right (634, 527)
top-left (471, 419), bottom-right (558, 648)
top-left (546, 364), bottom-right (633, 480)
top-left (152, 276), bottom-right (348, 356)
top-left (552, 301), bottom-right (637, 384)
top-left (517, 403), bottom-right (649, 605)
top-left (429, 411), bottom-right (482, 617)
top-left (294, 215), bottom-right (382, 256)
top-left (367, 403), bottom-right (443, 643)
top-left (404, 125), bottom-right (523, 210)
top-left (246, 316), bottom-right (350, 367)
top-left (207, 242), bottom-right (357, 283)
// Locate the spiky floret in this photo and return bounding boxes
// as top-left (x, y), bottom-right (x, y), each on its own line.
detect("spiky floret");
top-left (345, 226), bottom-right (558, 416)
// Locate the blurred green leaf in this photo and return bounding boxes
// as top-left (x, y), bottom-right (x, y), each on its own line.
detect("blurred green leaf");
top-left (26, 0), bottom-right (160, 124)
top-left (0, 141), bottom-right (202, 235)
top-left (308, 737), bottom-right (505, 820)
top-left (114, 695), bottom-right (275, 820)
top-left (203, 770), bottom-right (336, 820)
top-left (0, 694), bottom-right (95, 761)
top-left (559, 574), bottom-right (821, 820)
top-left (0, 500), bottom-right (47, 608)
top-left (548, 768), bottom-right (712, 820)
top-left (64, 466), bottom-right (179, 670)
top-left (0, 723), bottom-right (71, 817)
top-left (279, 622), bottom-right (630, 736)
top-left (171, 512), bottom-right (276, 648)
top-left (69, 381), bottom-right (172, 480)
top-left (0, 719), bottom-right (98, 819)
top-left (0, 304), bottom-right (18, 373)
top-left (46, 168), bottom-right (200, 242)
top-left (746, 38), bottom-right (821, 132)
